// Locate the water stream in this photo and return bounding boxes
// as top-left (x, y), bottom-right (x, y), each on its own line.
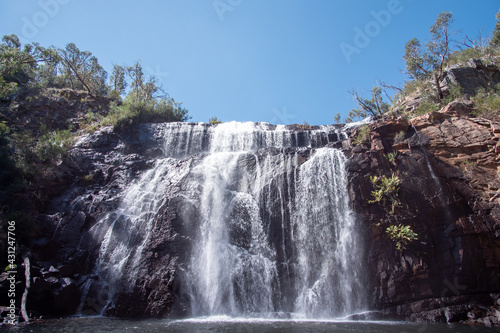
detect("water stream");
top-left (80, 121), bottom-right (367, 319)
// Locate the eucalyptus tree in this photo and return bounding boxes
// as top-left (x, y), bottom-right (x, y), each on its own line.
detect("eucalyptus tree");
top-left (403, 12), bottom-right (455, 103)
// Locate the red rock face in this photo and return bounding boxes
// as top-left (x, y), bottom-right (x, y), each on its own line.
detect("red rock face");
top-left (345, 101), bottom-right (500, 325)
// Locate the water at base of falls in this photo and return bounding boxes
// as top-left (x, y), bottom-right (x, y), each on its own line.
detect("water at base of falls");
top-left (10, 316), bottom-right (497, 333)
top-left (80, 121), bottom-right (366, 319)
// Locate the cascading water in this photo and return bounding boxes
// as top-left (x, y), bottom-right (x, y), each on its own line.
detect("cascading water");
top-left (80, 121), bottom-right (366, 319)
top-left (293, 148), bottom-right (365, 318)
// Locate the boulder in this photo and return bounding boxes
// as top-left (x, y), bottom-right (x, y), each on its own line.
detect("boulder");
top-left (443, 59), bottom-right (500, 95)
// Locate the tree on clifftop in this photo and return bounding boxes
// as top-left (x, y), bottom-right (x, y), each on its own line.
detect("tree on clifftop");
top-left (0, 34), bottom-right (57, 97)
top-left (403, 12), bottom-right (455, 104)
top-left (491, 9), bottom-right (500, 47)
top-left (346, 86), bottom-right (390, 122)
top-left (58, 43), bottom-right (107, 96)
top-left (109, 64), bottom-right (127, 99)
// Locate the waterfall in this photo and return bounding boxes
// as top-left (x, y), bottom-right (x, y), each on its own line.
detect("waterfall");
top-left (79, 121), bottom-right (366, 319)
top-left (293, 148), bottom-right (365, 318)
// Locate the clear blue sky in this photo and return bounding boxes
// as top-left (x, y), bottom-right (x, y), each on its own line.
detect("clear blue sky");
top-left (0, 0), bottom-right (498, 125)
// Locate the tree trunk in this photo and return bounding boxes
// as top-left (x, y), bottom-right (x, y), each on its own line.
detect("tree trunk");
top-left (21, 256), bottom-right (30, 323)
top-left (434, 73), bottom-right (444, 103)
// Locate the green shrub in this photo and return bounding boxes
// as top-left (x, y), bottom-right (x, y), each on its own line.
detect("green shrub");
top-left (355, 124), bottom-right (371, 145)
top-left (401, 80), bottom-right (427, 98)
top-left (386, 224), bottom-right (418, 251)
top-left (0, 121), bottom-right (9, 136)
top-left (399, 80), bottom-right (434, 103)
top-left (369, 173), bottom-right (401, 214)
top-left (447, 48), bottom-right (485, 67)
top-left (394, 130), bottom-right (405, 142)
top-left (79, 173), bottom-right (94, 186)
top-left (442, 83), bottom-right (464, 104)
top-left (85, 111), bottom-right (98, 123)
top-left (0, 77), bottom-right (18, 99)
top-left (385, 151), bottom-right (398, 166)
top-left (414, 100), bottom-right (440, 116)
top-left (461, 159), bottom-right (478, 172)
top-left (446, 47), bottom-right (500, 67)
top-left (472, 87), bottom-right (500, 119)
top-left (101, 98), bottom-right (190, 131)
top-left (301, 121), bottom-right (312, 130)
top-left (11, 131), bottom-right (37, 177)
top-left (108, 89), bottom-right (122, 101)
top-left (208, 117), bottom-right (222, 124)
top-left (34, 129), bottom-right (75, 164)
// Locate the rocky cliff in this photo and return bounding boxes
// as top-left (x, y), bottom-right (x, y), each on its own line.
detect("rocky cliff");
top-left (345, 100), bottom-right (500, 325)
top-left (1, 92), bottom-right (500, 325)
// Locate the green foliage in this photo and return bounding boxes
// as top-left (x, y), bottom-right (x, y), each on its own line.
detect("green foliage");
top-left (400, 79), bottom-right (430, 100)
top-left (208, 117), bottom-right (222, 124)
top-left (399, 80), bottom-right (461, 118)
top-left (347, 87), bottom-right (390, 122)
top-left (101, 97), bottom-right (190, 131)
top-left (0, 121), bottom-right (9, 135)
top-left (34, 129), bottom-right (75, 164)
top-left (472, 87), bottom-right (500, 119)
top-left (403, 12), bottom-right (454, 103)
top-left (394, 130), bottom-right (406, 142)
top-left (443, 83), bottom-right (464, 104)
top-left (10, 131), bottom-right (36, 177)
top-left (369, 173), bottom-right (401, 214)
top-left (0, 34), bottom-right (111, 98)
top-left (8, 127), bottom-right (76, 179)
top-left (0, 34), bottom-right (57, 98)
top-left (0, 77), bottom-right (17, 98)
top-left (1, 35), bottom-right (191, 125)
top-left (79, 173), bottom-right (94, 186)
top-left (386, 224), bottom-right (418, 252)
top-left (355, 124), bottom-right (371, 145)
top-left (127, 61), bottom-right (150, 101)
top-left (491, 8), bottom-right (500, 47)
top-left (301, 121), bottom-right (312, 130)
top-left (414, 100), bottom-right (440, 116)
top-left (0, 35), bottom-right (193, 247)
top-left (109, 64), bottom-right (127, 98)
top-left (58, 43), bottom-right (107, 95)
top-left (333, 113), bottom-right (341, 124)
top-left (95, 61), bottom-right (190, 131)
top-left (385, 151), bottom-right (398, 166)
top-left (446, 47), bottom-right (498, 67)
top-left (85, 111), bottom-right (98, 124)
top-left (404, 38), bottom-right (433, 81)
top-left (108, 89), bottom-right (121, 101)
top-left (461, 159), bottom-right (478, 172)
